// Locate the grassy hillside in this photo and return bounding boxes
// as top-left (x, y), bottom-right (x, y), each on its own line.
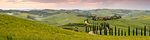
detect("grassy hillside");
top-left (0, 14), bottom-right (101, 40)
top-left (94, 16), bottom-right (150, 29)
top-left (0, 13), bottom-right (150, 40)
top-left (40, 13), bottom-right (86, 26)
top-left (63, 16), bottom-right (150, 33)
top-left (1, 9), bottom-right (150, 27)
top-left (89, 9), bottom-right (150, 18)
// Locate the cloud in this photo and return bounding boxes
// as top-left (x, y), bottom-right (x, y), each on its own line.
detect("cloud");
top-left (0, 0), bottom-right (150, 10)
top-left (22, 0), bottom-right (65, 3)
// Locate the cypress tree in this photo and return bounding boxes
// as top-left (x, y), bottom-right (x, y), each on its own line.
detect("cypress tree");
top-left (115, 26), bottom-right (117, 36)
top-left (109, 28), bottom-right (113, 36)
top-left (144, 26), bottom-right (146, 36)
top-left (99, 27), bottom-right (102, 35)
top-left (95, 25), bottom-right (97, 34)
top-left (118, 28), bottom-right (120, 36)
top-left (133, 29), bottom-right (135, 36)
top-left (128, 26), bottom-right (130, 36)
top-left (85, 25), bottom-right (87, 32)
top-left (149, 28), bottom-right (150, 36)
top-left (112, 29), bottom-right (113, 35)
top-left (106, 23), bottom-right (110, 29)
top-left (90, 26), bottom-right (92, 31)
top-left (93, 25), bottom-right (95, 33)
top-left (121, 29), bottom-right (123, 36)
top-left (136, 28), bottom-right (138, 36)
top-left (141, 28), bottom-right (143, 36)
top-left (124, 31), bottom-right (126, 36)
top-left (104, 29), bottom-right (107, 35)
top-left (97, 25), bottom-right (99, 31)
top-left (96, 25), bottom-right (99, 34)
top-left (109, 29), bottom-right (111, 35)
top-left (87, 25), bottom-right (89, 32)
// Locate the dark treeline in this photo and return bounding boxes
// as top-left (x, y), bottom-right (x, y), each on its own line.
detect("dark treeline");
top-left (85, 25), bottom-right (150, 36)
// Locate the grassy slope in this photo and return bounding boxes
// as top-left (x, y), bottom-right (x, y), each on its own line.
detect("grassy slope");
top-left (0, 14), bottom-right (150, 40)
top-left (87, 16), bottom-right (150, 30)
top-left (87, 16), bottom-right (150, 35)
top-left (66, 16), bottom-right (150, 34)
top-left (105, 16), bottom-right (150, 29)
top-left (0, 14), bottom-right (101, 40)
top-left (89, 9), bottom-right (150, 18)
top-left (40, 13), bottom-right (86, 26)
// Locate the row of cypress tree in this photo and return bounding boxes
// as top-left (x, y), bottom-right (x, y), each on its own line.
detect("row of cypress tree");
top-left (85, 25), bottom-right (150, 36)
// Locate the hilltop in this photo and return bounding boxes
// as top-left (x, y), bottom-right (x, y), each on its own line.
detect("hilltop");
top-left (0, 14), bottom-right (103, 40)
top-left (39, 13), bottom-right (86, 26)
top-left (0, 11), bottom-right (150, 40)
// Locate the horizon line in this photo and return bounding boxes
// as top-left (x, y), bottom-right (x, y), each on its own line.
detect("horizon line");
top-left (0, 8), bottom-right (150, 11)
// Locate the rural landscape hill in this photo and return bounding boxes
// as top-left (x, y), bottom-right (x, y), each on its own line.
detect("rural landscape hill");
top-left (0, 14), bottom-right (101, 40)
top-left (0, 13), bottom-right (150, 40)
top-left (1, 9), bottom-right (150, 32)
top-left (1, 9), bottom-right (150, 26)
top-left (0, 0), bottom-right (150, 40)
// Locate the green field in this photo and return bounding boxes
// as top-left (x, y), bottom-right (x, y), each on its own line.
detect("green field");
top-left (39, 13), bottom-right (86, 26)
top-left (0, 14), bottom-right (150, 40)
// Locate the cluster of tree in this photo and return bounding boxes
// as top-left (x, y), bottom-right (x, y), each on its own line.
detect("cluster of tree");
top-left (100, 22), bottom-right (110, 30)
top-left (85, 22), bottom-right (112, 34)
top-left (92, 15), bottom-right (122, 21)
top-left (27, 15), bottom-right (35, 20)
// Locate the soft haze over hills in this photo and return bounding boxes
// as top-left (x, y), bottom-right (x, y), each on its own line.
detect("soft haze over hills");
top-left (0, 0), bottom-right (150, 10)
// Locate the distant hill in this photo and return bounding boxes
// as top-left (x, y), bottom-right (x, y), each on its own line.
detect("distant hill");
top-left (90, 16), bottom-right (150, 30)
top-left (39, 13), bottom-right (86, 26)
top-left (1, 9), bottom-right (150, 26)
top-left (0, 11), bottom-right (150, 40)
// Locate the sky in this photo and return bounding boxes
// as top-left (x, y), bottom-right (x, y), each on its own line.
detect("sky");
top-left (0, 0), bottom-right (150, 10)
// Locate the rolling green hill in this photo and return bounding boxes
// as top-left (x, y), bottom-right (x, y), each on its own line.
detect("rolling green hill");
top-left (1, 9), bottom-right (150, 27)
top-left (39, 13), bottom-right (86, 26)
top-left (0, 12), bottom-right (150, 40)
top-left (63, 16), bottom-right (150, 33)
top-left (0, 14), bottom-right (102, 40)
top-left (89, 9), bottom-right (150, 18)
top-left (91, 16), bottom-right (150, 29)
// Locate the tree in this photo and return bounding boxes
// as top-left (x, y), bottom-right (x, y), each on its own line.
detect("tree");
top-left (90, 26), bottom-right (92, 31)
top-left (136, 28), bottom-right (138, 36)
top-left (87, 25), bottom-right (89, 32)
top-left (128, 26), bottom-right (130, 36)
top-left (27, 15), bottom-right (35, 20)
top-left (96, 25), bottom-right (99, 34)
top-left (118, 28), bottom-right (120, 36)
top-left (111, 28), bottom-right (113, 35)
top-left (141, 28), bottom-right (143, 36)
top-left (93, 25), bottom-right (95, 33)
top-left (144, 26), bottom-right (146, 36)
top-left (121, 29), bottom-right (123, 36)
top-left (106, 23), bottom-right (110, 29)
top-left (99, 26), bottom-right (102, 35)
top-left (133, 29), bottom-right (135, 36)
top-left (109, 29), bottom-right (111, 35)
top-left (104, 29), bottom-right (107, 35)
top-left (149, 28), bottom-right (150, 36)
top-left (124, 31), bottom-right (126, 36)
top-left (85, 24), bottom-right (88, 32)
top-left (115, 26), bottom-right (117, 36)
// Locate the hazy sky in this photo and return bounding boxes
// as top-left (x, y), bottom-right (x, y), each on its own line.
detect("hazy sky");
top-left (0, 0), bottom-right (150, 10)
